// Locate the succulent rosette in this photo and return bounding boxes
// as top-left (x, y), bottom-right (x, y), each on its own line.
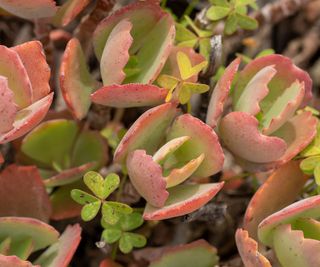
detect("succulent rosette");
top-left (206, 54), bottom-right (317, 171)
top-left (112, 103), bottom-right (224, 220)
top-left (60, 1), bottom-right (175, 119)
top-left (0, 41), bottom-right (53, 144)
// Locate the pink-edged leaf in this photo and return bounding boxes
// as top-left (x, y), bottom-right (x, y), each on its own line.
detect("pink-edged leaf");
top-left (44, 162), bottom-right (95, 187)
top-left (0, 93), bottom-right (53, 144)
top-left (234, 54), bottom-right (312, 112)
top-left (127, 150), bottom-right (168, 208)
top-left (234, 156), bottom-right (279, 172)
top-left (235, 229), bottom-right (271, 267)
top-left (261, 80), bottom-right (305, 135)
top-left (220, 111), bottom-right (287, 163)
top-left (53, 0), bottom-right (90, 27)
top-left (100, 19), bottom-right (133, 85)
top-left (162, 46), bottom-right (205, 82)
top-left (165, 154), bottom-right (204, 188)
top-left (0, 0), bottom-right (56, 19)
top-left (50, 181), bottom-right (84, 220)
top-left (143, 182), bottom-right (224, 220)
top-left (0, 45), bottom-right (32, 108)
top-left (114, 103), bottom-right (179, 164)
top-left (234, 65), bottom-right (276, 115)
top-left (167, 114), bottom-right (224, 177)
top-left (93, 1), bottom-right (165, 60)
top-left (91, 84), bottom-right (167, 107)
top-left (206, 58), bottom-right (240, 128)
top-left (100, 258), bottom-right (123, 267)
top-left (60, 38), bottom-right (96, 120)
top-left (273, 224), bottom-right (320, 267)
top-left (148, 239), bottom-right (219, 267)
top-left (34, 224), bottom-right (82, 267)
top-left (0, 164), bottom-right (51, 222)
top-left (0, 255), bottom-right (38, 267)
top-left (258, 195), bottom-right (320, 247)
top-left (12, 41), bottom-right (51, 102)
top-left (93, 1), bottom-right (174, 84)
top-left (244, 161), bottom-right (308, 240)
top-left (274, 111), bottom-right (317, 165)
top-left (0, 76), bottom-right (17, 134)
top-left (0, 217), bottom-right (59, 251)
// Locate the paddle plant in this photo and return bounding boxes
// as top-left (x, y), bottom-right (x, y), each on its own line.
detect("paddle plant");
top-left (1, 0), bottom-right (320, 266)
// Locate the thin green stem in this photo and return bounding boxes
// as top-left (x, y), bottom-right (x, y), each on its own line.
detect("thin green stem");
top-left (161, 0), bottom-right (168, 8)
top-left (111, 242), bottom-right (118, 260)
top-left (116, 174), bottom-right (127, 202)
top-left (182, 0), bottom-right (200, 18)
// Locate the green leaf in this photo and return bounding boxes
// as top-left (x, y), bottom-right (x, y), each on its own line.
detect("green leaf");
top-left (124, 232), bottom-right (147, 248)
top-left (300, 156), bottom-right (320, 175)
top-left (256, 49), bottom-right (275, 58)
top-left (157, 75), bottom-right (180, 91)
top-left (177, 39), bottom-right (199, 48)
top-left (235, 13), bottom-right (258, 30)
top-left (315, 163), bottom-right (320, 186)
top-left (119, 234), bottom-right (133, 254)
top-left (177, 52), bottom-right (207, 80)
top-left (70, 189), bottom-right (99, 205)
top-left (120, 212), bottom-right (144, 232)
top-left (102, 203), bottom-right (120, 225)
top-left (83, 171), bottom-right (106, 199)
top-left (224, 13), bottom-right (238, 35)
top-left (81, 201), bottom-right (101, 221)
top-left (0, 237), bottom-right (11, 255)
top-left (107, 201), bottom-right (133, 215)
top-left (199, 38), bottom-right (211, 61)
top-left (102, 228), bottom-right (122, 244)
top-left (235, 5), bottom-right (247, 15)
top-left (207, 6), bottom-right (231, 21)
top-left (105, 173), bottom-right (121, 196)
top-left (210, 0), bottom-right (230, 7)
top-left (182, 82), bottom-right (210, 94)
top-left (178, 87), bottom-right (191, 104)
top-left (175, 23), bottom-right (197, 43)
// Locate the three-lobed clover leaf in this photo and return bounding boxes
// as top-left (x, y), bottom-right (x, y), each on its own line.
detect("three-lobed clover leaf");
top-left (71, 171), bottom-right (132, 224)
top-left (101, 212), bottom-right (146, 254)
top-left (157, 51), bottom-right (209, 108)
top-left (207, 0), bottom-right (258, 35)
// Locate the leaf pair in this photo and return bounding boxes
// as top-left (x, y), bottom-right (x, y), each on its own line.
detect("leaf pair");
top-left (207, 0), bottom-right (258, 35)
top-left (101, 212), bottom-right (146, 254)
top-left (71, 171), bottom-right (132, 224)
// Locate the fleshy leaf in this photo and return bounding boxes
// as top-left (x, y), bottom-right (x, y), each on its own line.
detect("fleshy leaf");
top-left (234, 65), bottom-right (276, 115)
top-left (235, 229), bottom-right (271, 267)
top-left (0, 255), bottom-right (37, 267)
top-left (273, 224), bottom-right (320, 267)
top-left (99, 258), bottom-right (122, 267)
top-left (34, 224), bottom-right (82, 267)
top-left (206, 58), bottom-right (240, 128)
top-left (177, 51), bottom-right (207, 80)
top-left (60, 38), bottom-right (96, 120)
top-left (167, 114), bottom-right (224, 177)
top-left (233, 54), bottom-right (312, 112)
top-left (220, 111), bottom-right (287, 163)
top-left (261, 80), bottom-right (305, 135)
top-left (274, 111), bottom-right (317, 165)
top-left (149, 239), bottom-right (218, 267)
top-left (0, 0), bottom-right (56, 19)
top-left (0, 237), bottom-right (11, 255)
top-left (143, 183), bottom-right (224, 220)
top-left (0, 93), bottom-right (54, 144)
top-left (244, 161), bottom-right (308, 240)
top-left (0, 76), bottom-right (17, 134)
top-left (0, 164), bottom-right (52, 222)
top-left (0, 217), bottom-right (59, 251)
top-left (165, 154), bottom-right (205, 188)
top-left (100, 19), bottom-right (133, 85)
top-left (114, 103), bottom-right (178, 164)
top-left (91, 84), bottom-right (167, 108)
top-left (292, 217), bottom-right (320, 240)
top-left (127, 150), bottom-right (168, 208)
top-left (153, 136), bottom-right (190, 164)
top-left (258, 195), bottom-right (320, 247)
top-left (0, 45), bottom-right (32, 108)
top-left (12, 41), bottom-right (51, 102)
top-left (53, 0), bottom-right (90, 27)
top-left (21, 119), bottom-right (78, 168)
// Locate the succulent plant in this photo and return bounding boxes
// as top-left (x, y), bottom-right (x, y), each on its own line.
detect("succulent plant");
top-left (206, 54), bottom-right (317, 171)
top-left (0, 41), bottom-right (53, 144)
